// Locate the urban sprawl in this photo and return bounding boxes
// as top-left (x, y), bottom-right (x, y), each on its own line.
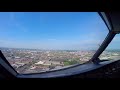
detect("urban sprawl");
top-left (1, 47), bottom-right (120, 74)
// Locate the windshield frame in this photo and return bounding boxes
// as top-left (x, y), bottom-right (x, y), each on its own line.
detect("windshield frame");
top-left (0, 12), bottom-right (116, 76)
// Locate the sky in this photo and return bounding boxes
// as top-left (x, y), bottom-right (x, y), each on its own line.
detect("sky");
top-left (0, 12), bottom-right (119, 50)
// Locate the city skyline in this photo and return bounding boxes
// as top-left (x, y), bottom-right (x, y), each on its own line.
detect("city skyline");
top-left (0, 12), bottom-right (120, 50)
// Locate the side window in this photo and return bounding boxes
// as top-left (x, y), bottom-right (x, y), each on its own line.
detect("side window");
top-left (99, 34), bottom-right (120, 61)
top-left (0, 12), bottom-right (108, 74)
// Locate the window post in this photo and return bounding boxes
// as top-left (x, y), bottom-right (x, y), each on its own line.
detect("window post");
top-left (90, 31), bottom-right (116, 64)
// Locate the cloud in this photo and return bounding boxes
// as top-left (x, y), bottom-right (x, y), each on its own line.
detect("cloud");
top-left (0, 37), bottom-right (102, 50)
top-left (15, 23), bottom-right (28, 32)
top-left (112, 35), bottom-right (120, 42)
top-left (9, 12), bottom-right (14, 21)
top-left (9, 12), bottom-right (28, 32)
top-left (0, 29), bottom-right (104, 50)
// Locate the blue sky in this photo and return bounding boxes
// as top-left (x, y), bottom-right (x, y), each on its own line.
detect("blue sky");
top-left (0, 12), bottom-right (119, 50)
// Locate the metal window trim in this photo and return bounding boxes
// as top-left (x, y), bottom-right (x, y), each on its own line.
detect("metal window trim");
top-left (90, 31), bottom-right (116, 63)
top-left (0, 51), bottom-right (18, 75)
top-left (98, 12), bottom-right (113, 31)
top-left (90, 12), bottom-right (116, 63)
top-left (0, 57), bottom-right (17, 76)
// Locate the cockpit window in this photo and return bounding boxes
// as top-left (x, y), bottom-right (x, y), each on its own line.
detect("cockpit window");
top-left (99, 34), bottom-right (120, 61)
top-left (0, 12), bottom-right (108, 74)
